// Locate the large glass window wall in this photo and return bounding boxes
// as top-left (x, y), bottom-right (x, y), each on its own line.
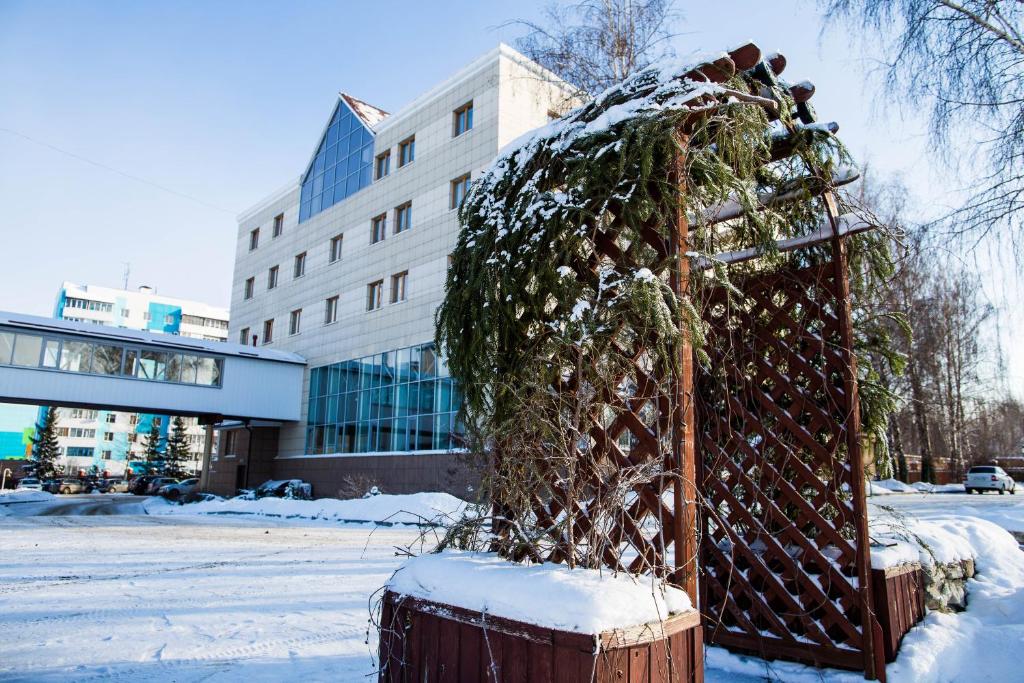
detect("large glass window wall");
top-left (0, 330), bottom-right (223, 387)
top-left (306, 342), bottom-right (463, 455)
top-left (298, 100), bottom-right (374, 223)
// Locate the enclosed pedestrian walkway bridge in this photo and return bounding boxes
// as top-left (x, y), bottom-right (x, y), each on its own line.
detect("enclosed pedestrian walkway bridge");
top-left (0, 312), bottom-right (305, 422)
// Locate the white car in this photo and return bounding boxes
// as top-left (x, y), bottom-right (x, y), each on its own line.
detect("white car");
top-left (16, 477), bottom-right (42, 491)
top-left (964, 465), bottom-right (1016, 494)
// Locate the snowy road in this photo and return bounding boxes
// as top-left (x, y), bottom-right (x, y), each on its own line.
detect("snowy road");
top-left (0, 493), bottom-right (151, 517)
top-left (0, 509), bottom-right (423, 682)
top-left (2, 492), bottom-right (1023, 682)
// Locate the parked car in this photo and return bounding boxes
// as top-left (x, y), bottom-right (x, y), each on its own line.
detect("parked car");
top-left (130, 475), bottom-right (158, 495)
top-left (964, 465), bottom-right (1016, 494)
top-left (143, 477), bottom-right (179, 495)
top-left (261, 479), bottom-right (311, 499)
top-left (158, 478), bottom-right (199, 500)
top-left (104, 479), bottom-right (132, 493)
top-left (48, 478), bottom-right (86, 494)
top-left (15, 477), bottom-right (42, 491)
top-left (89, 478), bottom-right (130, 493)
top-left (241, 479), bottom-right (312, 500)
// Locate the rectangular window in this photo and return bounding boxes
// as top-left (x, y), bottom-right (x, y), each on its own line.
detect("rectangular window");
top-left (367, 280), bottom-right (383, 311)
top-left (450, 174), bottom-right (471, 209)
top-left (42, 339), bottom-right (60, 367)
top-left (293, 252), bottom-right (306, 278)
top-left (395, 202), bottom-right (412, 234)
top-left (329, 234), bottom-right (343, 262)
top-left (375, 151), bottom-right (391, 180)
top-left (239, 327), bottom-right (250, 345)
top-left (105, 413), bottom-right (117, 423)
top-left (136, 350), bottom-right (167, 380)
top-left (262, 319), bottom-right (274, 344)
top-left (196, 357), bottom-right (222, 386)
top-left (11, 334), bottom-right (43, 367)
top-left (371, 214), bottom-right (387, 244)
top-left (289, 309), bottom-right (302, 336)
top-left (0, 332), bottom-right (12, 364)
top-left (324, 296), bottom-right (339, 324)
top-left (303, 342), bottom-right (460, 456)
top-left (249, 227), bottom-right (260, 251)
top-left (272, 213), bottom-right (284, 238)
top-left (92, 344), bottom-right (123, 375)
top-left (390, 271), bottom-right (408, 304)
top-left (453, 101), bottom-right (473, 136)
top-left (244, 277), bottom-right (254, 300)
top-left (59, 340), bottom-right (92, 373)
top-left (104, 432), bottom-right (114, 441)
top-left (267, 265), bottom-right (279, 290)
top-left (102, 450), bottom-right (112, 460)
top-left (398, 136), bottom-right (415, 167)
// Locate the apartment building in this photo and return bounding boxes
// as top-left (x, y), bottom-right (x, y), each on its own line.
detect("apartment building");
top-left (221, 45), bottom-right (574, 496)
top-left (0, 282), bottom-right (229, 475)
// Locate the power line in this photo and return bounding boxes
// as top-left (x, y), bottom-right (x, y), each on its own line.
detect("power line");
top-left (0, 126), bottom-right (237, 215)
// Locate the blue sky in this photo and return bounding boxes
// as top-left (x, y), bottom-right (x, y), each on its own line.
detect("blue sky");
top-left (0, 0), bottom-right (1015, 386)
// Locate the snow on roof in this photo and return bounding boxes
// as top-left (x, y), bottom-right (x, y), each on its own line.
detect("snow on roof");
top-left (341, 93), bottom-right (388, 129)
top-left (0, 310), bottom-right (305, 365)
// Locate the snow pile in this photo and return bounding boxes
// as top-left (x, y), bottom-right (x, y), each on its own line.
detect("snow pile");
top-left (145, 492), bottom-right (471, 526)
top-left (868, 479), bottom-right (919, 495)
top-left (881, 516), bottom-right (1024, 682)
top-left (0, 489), bottom-right (54, 504)
top-left (911, 482), bottom-right (964, 494)
top-left (387, 551), bottom-right (692, 634)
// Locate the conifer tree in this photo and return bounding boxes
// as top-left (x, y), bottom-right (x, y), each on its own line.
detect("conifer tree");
top-left (142, 423), bottom-right (164, 474)
top-left (30, 406), bottom-right (61, 480)
top-left (163, 416), bottom-right (192, 480)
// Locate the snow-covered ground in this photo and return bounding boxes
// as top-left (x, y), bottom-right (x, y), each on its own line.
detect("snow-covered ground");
top-left (144, 491), bottom-right (471, 526)
top-left (0, 507), bottom-right (423, 682)
top-left (1, 491), bottom-right (1022, 682)
top-left (872, 490), bottom-right (1024, 537)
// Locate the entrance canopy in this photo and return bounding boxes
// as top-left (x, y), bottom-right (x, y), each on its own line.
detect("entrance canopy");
top-left (0, 312), bottom-right (305, 422)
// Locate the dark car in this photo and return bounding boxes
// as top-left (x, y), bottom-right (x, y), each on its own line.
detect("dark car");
top-left (130, 475), bottom-right (158, 495)
top-left (249, 479), bottom-right (312, 500)
top-left (144, 477), bottom-right (180, 495)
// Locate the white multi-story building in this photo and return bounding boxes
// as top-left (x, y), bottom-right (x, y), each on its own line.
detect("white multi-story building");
top-left (221, 45), bottom-right (574, 496)
top-left (0, 282), bottom-right (229, 476)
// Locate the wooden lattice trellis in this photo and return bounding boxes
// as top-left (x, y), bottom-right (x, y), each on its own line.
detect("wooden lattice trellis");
top-left (696, 257), bottom-right (879, 674)
top-left (477, 42), bottom-right (884, 681)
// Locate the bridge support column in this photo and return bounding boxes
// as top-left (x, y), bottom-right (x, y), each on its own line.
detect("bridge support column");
top-left (198, 417), bottom-right (218, 492)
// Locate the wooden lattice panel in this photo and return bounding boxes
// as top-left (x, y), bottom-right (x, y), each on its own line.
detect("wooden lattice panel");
top-left (509, 199), bottom-right (696, 587)
top-left (696, 261), bottom-right (871, 672)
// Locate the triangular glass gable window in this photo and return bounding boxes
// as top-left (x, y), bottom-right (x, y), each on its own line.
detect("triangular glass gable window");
top-left (299, 100), bottom-right (375, 223)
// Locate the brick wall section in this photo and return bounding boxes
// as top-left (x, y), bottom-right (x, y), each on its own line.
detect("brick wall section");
top-left (206, 427), bottom-right (278, 496)
top-left (271, 451), bottom-right (480, 498)
top-left (205, 427), bottom-right (480, 499)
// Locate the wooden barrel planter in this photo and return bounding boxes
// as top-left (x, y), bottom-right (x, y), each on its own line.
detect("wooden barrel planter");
top-left (379, 591), bottom-right (703, 683)
top-left (871, 563), bottom-right (926, 663)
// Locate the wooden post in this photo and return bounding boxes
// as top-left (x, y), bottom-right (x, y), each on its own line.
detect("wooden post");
top-left (670, 144), bottom-right (699, 607)
top-left (822, 190), bottom-right (883, 681)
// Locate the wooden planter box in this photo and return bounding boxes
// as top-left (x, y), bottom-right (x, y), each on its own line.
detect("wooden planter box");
top-left (871, 564), bottom-right (926, 663)
top-left (379, 590), bottom-right (703, 683)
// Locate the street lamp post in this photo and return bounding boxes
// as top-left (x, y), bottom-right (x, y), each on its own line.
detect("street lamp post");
top-left (1, 467), bottom-right (12, 490)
